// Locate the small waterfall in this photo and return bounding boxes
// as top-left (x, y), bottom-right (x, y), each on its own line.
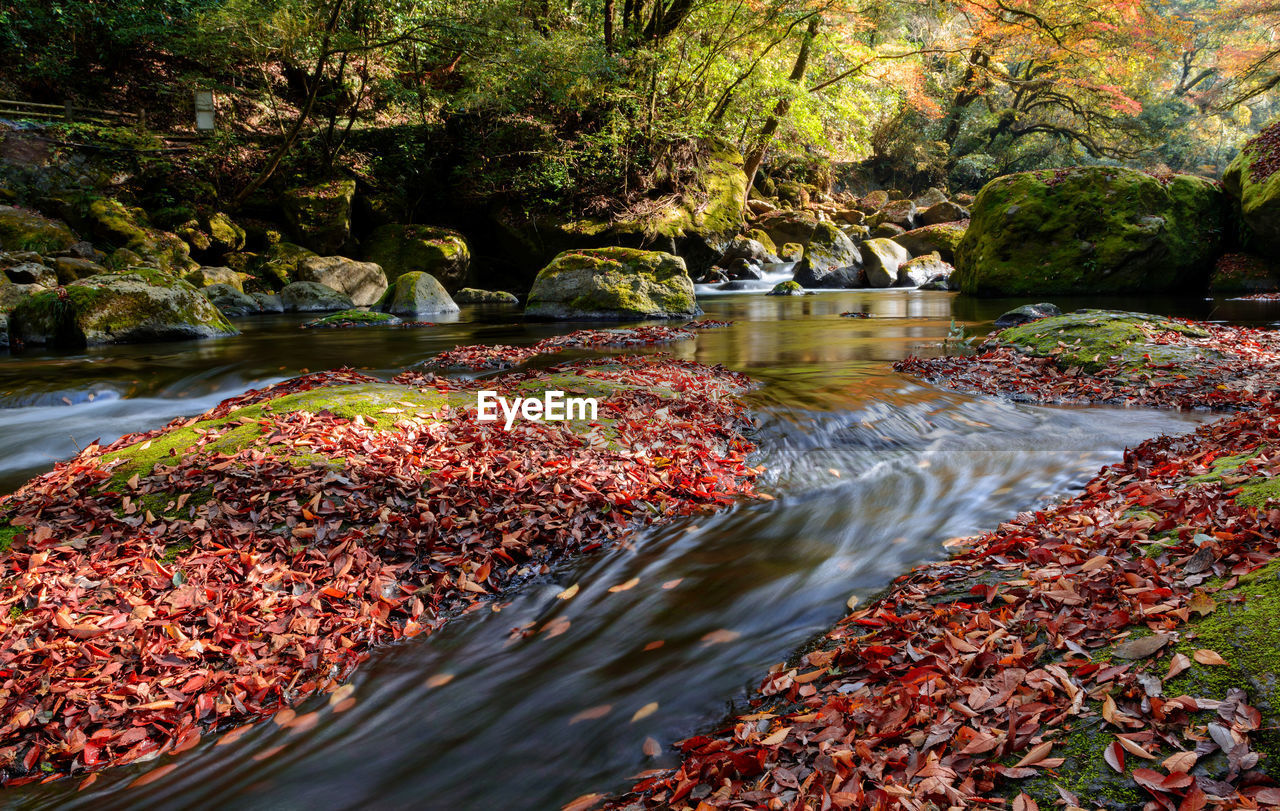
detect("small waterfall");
top-left (695, 261), bottom-right (796, 294)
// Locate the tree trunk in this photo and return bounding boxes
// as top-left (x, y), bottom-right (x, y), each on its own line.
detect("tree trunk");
top-left (604, 0), bottom-right (615, 53)
top-left (743, 15), bottom-right (820, 197)
top-left (234, 0), bottom-right (348, 207)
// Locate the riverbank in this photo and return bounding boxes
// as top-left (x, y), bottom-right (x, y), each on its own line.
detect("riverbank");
top-left (606, 310), bottom-right (1280, 810)
top-left (0, 328), bottom-right (760, 787)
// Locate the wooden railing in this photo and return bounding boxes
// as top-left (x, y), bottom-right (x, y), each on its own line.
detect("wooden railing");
top-left (0, 98), bottom-right (142, 127)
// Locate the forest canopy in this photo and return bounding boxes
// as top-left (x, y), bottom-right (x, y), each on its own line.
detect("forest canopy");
top-left (2, 0), bottom-right (1279, 199)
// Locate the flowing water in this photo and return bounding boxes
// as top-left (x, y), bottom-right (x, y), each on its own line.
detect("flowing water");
top-left (3, 289), bottom-right (1277, 810)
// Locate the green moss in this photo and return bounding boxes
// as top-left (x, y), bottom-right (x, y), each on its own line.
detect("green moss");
top-left (1238, 477), bottom-right (1280, 508)
top-left (527, 247), bottom-right (698, 319)
top-left (956, 168), bottom-right (1224, 296)
top-left (304, 309), bottom-right (399, 328)
top-left (0, 206), bottom-right (77, 254)
top-left (0, 525), bottom-right (18, 553)
top-left (161, 541), bottom-right (193, 563)
top-left (1015, 717), bottom-right (1148, 810)
top-left (997, 310), bottom-right (1215, 375)
top-left (745, 229), bottom-right (778, 256)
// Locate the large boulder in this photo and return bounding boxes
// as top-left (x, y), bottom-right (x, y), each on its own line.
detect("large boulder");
top-left (364, 224), bottom-right (471, 292)
top-left (894, 221), bottom-right (968, 262)
top-left (1223, 120), bottom-right (1280, 255)
top-left (793, 258), bottom-right (862, 289)
top-left (994, 302), bottom-right (1062, 328)
top-left (9, 269), bottom-right (238, 347)
top-left (898, 253), bottom-right (954, 288)
top-left (279, 281), bottom-right (354, 313)
top-left (186, 266), bottom-right (251, 292)
top-left (755, 210), bottom-right (821, 251)
top-left (377, 272), bottom-right (460, 317)
top-left (919, 200), bottom-right (970, 226)
top-left (204, 283), bottom-right (262, 317)
top-left (282, 179), bottom-right (357, 254)
top-left (804, 221), bottom-right (861, 273)
top-left (5, 262), bottom-right (57, 287)
top-left (0, 206), bottom-right (77, 253)
top-left (525, 247), bottom-right (701, 320)
top-left (955, 167), bottom-right (1226, 296)
top-left (51, 257), bottom-right (105, 284)
top-left (1210, 253), bottom-right (1280, 294)
top-left (202, 211), bottom-right (246, 254)
top-left (295, 256), bottom-right (387, 306)
top-left (862, 238), bottom-right (912, 288)
top-left (721, 235), bottom-right (781, 266)
top-left (255, 242), bottom-right (316, 289)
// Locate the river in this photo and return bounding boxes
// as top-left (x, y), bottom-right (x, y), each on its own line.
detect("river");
top-left (2, 289), bottom-right (1274, 810)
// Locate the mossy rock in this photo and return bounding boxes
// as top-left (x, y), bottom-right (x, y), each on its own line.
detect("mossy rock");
top-left (254, 241), bottom-right (316, 289)
top-left (281, 179), bottom-right (356, 254)
top-left (804, 221), bottom-right (861, 272)
top-left (295, 256), bottom-right (387, 307)
top-left (1223, 120), bottom-right (1280, 254)
top-left (185, 266), bottom-right (251, 292)
top-left (894, 220), bottom-right (969, 262)
top-left (955, 168), bottom-right (1226, 296)
top-left (203, 283), bottom-right (261, 317)
top-left (304, 309), bottom-right (401, 328)
top-left (525, 247), bottom-right (701, 320)
top-left (86, 198), bottom-right (197, 275)
top-left (0, 205), bottom-right (78, 254)
top-left (278, 281), bottom-right (354, 313)
top-left (0, 278), bottom-right (42, 314)
top-left (745, 229), bottom-right (779, 256)
top-left (454, 288), bottom-right (519, 304)
top-left (364, 224), bottom-right (471, 292)
top-left (995, 309), bottom-right (1217, 375)
top-left (9, 269), bottom-right (238, 347)
top-left (375, 271), bottom-right (459, 317)
top-left (767, 280), bottom-right (806, 296)
top-left (202, 211), bottom-right (246, 254)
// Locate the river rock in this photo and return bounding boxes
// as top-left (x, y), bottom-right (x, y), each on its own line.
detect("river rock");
top-left (721, 235), bottom-right (781, 266)
top-left (305, 309), bottom-right (402, 328)
top-left (204, 283), bottom-right (262, 317)
top-left (377, 271), bottom-right (460, 317)
top-left (778, 242), bottom-right (804, 262)
top-left (52, 257), bottom-right (105, 284)
top-left (804, 222), bottom-right (861, 273)
top-left (454, 288), bottom-right (519, 304)
top-left (5, 262), bottom-right (57, 287)
top-left (282, 179), bottom-right (356, 254)
top-left (871, 223), bottom-right (907, 239)
top-left (295, 256), bottom-right (388, 306)
top-left (203, 211), bottom-right (246, 254)
top-left (994, 303), bottom-right (1063, 328)
top-left (364, 224), bottom-right (471, 291)
top-left (0, 278), bottom-right (41, 314)
top-left (894, 221), bottom-right (969, 262)
top-left (0, 205), bottom-right (77, 254)
top-left (9, 269), bottom-right (238, 346)
top-left (862, 238), bottom-right (912, 288)
top-left (768, 280), bottom-right (807, 296)
top-left (755, 210), bottom-right (820, 250)
top-left (897, 253), bottom-right (954, 287)
top-left (279, 281), bottom-right (355, 313)
top-left (186, 266), bottom-right (252, 292)
top-left (877, 199), bottom-right (917, 229)
top-left (1209, 253), bottom-right (1280, 293)
top-left (252, 292), bottom-right (284, 313)
top-left (525, 247), bottom-right (701, 320)
top-left (725, 258), bottom-right (764, 281)
top-left (860, 190), bottom-right (889, 210)
top-left (919, 200), bottom-right (970, 226)
top-left (914, 187), bottom-right (949, 208)
top-left (956, 167), bottom-right (1225, 296)
top-left (793, 258), bottom-right (862, 289)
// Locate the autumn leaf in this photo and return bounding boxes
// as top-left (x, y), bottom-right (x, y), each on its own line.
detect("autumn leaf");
top-left (700, 629), bottom-right (741, 646)
top-left (631, 702), bottom-right (659, 723)
top-left (1104, 741), bottom-right (1126, 773)
top-left (1193, 649), bottom-right (1228, 666)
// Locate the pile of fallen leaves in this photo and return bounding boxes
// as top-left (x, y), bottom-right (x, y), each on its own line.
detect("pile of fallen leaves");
top-left (0, 348), bottom-right (758, 786)
top-left (1233, 293), bottom-right (1280, 302)
top-left (894, 320), bottom-right (1280, 410)
top-left (608, 402), bottom-right (1280, 811)
top-left (430, 323), bottom-right (731, 371)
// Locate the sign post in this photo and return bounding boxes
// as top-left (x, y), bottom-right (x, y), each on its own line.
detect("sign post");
top-left (194, 90), bottom-right (216, 133)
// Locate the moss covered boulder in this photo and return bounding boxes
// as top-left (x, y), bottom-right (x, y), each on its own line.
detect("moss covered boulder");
top-left (204, 283), bottom-right (262, 317)
top-left (862, 238), bottom-right (911, 288)
top-left (278, 281), bottom-right (354, 313)
top-left (1210, 252), bottom-right (1280, 294)
top-left (767, 280), bottom-right (806, 296)
top-left (203, 211), bottom-right (246, 254)
top-left (454, 287), bottom-right (519, 304)
top-left (526, 247), bottom-right (701, 320)
top-left (0, 205), bottom-right (77, 253)
top-left (9, 269), bottom-right (238, 347)
top-left (295, 256), bottom-right (387, 307)
top-left (376, 271), bottom-right (459, 317)
top-left (185, 266), bottom-right (252, 292)
top-left (364, 224), bottom-right (471, 291)
top-left (997, 309), bottom-right (1216, 374)
top-left (254, 241), bottom-right (316, 289)
top-left (282, 179), bottom-right (356, 254)
top-left (1223, 119), bottom-right (1280, 254)
top-left (955, 168), bottom-right (1226, 296)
